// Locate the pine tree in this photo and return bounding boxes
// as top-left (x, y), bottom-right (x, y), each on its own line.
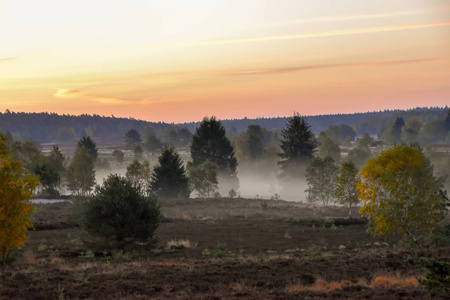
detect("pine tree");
top-left (278, 113), bottom-right (316, 180)
top-left (190, 117), bottom-right (238, 190)
top-left (77, 136), bottom-right (98, 161)
top-left (83, 174), bottom-right (161, 247)
top-left (150, 146), bottom-right (190, 198)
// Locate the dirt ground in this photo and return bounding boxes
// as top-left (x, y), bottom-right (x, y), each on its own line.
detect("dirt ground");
top-left (0, 198), bottom-right (448, 299)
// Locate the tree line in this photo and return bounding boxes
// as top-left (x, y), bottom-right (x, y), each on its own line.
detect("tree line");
top-left (1, 110), bottom-right (450, 264)
top-left (0, 107), bottom-right (447, 143)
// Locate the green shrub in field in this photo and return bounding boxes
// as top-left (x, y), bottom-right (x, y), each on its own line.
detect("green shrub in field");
top-left (418, 258), bottom-right (450, 292)
top-left (81, 174), bottom-right (161, 248)
top-left (306, 244), bottom-right (323, 261)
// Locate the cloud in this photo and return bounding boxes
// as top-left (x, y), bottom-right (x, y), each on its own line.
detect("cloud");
top-left (270, 7), bottom-right (450, 26)
top-left (180, 22), bottom-right (450, 47)
top-left (54, 88), bottom-right (127, 104)
top-left (0, 57), bottom-right (17, 62)
top-left (220, 58), bottom-right (441, 76)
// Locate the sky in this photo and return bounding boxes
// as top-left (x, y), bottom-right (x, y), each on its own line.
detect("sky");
top-left (1, 0), bottom-right (449, 123)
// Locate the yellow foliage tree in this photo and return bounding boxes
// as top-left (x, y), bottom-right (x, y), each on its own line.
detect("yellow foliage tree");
top-left (0, 134), bottom-right (38, 263)
top-left (358, 145), bottom-right (447, 246)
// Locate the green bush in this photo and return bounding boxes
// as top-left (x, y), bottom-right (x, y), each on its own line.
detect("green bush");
top-left (82, 174), bottom-right (161, 248)
top-left (418, 258), bottom-right (450, 292)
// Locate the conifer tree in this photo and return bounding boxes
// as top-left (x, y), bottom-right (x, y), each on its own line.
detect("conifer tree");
top-left (150, 146), bottom-right (190, 198)
top-left (278, 113), bottom-right (316, 180)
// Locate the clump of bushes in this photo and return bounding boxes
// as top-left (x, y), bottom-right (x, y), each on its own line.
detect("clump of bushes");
top-left (77, 174), bottom-right (161, 249)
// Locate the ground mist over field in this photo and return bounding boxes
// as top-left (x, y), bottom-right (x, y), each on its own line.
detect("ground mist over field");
top-left (234, 169), bottom-right (308, 202)
top-left (93, 162), bottom-right (308, 202)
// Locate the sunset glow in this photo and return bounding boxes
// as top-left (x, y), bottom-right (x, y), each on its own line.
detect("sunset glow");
top-left (1, 0), bottom-right (449, 122)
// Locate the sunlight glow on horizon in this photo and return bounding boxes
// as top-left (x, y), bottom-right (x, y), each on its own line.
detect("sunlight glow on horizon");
top-left (1, 0), bottom-right (449, 123)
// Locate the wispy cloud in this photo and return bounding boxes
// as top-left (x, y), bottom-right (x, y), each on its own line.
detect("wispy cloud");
top-left (0, 57), bottom-right (17, 62)
top-left (272, 7), bottom-right (450, 26)
top-left (54, 88), bottom-right (127, 104)
top-left (220, 58), bottom-right (440, 76)
top-left (180, 22), bottom-right (450, 47)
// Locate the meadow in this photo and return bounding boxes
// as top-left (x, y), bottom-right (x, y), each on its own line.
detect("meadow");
top-left (1, 198), bottom-right (448, 299)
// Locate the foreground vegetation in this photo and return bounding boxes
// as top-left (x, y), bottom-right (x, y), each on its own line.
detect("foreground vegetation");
top-left (0, 199), bottom-right (448, 299)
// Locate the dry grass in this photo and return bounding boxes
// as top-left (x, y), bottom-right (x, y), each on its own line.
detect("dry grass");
top-left (288, 275), bottom-right (418, 294)
top-left (370, 276), bottom-right (418, 288)
top-left (166, 239), bottom-right (198, 249)
top-left (288, 278), bottom-right (368, 293)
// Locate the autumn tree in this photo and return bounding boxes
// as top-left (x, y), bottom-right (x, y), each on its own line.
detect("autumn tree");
top-left (305, 156), bottom-right (339, 205)
top-left (358, 145), bottom-right (447, 246)
top-left (66, 147), bottom-right (96, 195)
top-left (278, 113), bottom-right (316, 180)
top-left (335, 161), bottom-right (359, 218)
top-left (0, 134), bottom-right (39, 263)
top-left (82, 174), bottom-right (161, 247)
top-left (150, 146), bottom-right (190, 198)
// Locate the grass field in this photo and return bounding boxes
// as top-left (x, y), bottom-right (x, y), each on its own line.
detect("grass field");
top-left (1, 198), bottom-right (448, 299)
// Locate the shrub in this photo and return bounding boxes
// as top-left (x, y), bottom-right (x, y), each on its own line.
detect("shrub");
top-left (82, 174), bottom-right (161, 248)
top-left (418, 258), bottom-right (450, 292)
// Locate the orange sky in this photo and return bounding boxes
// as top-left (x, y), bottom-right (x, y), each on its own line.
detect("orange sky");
top-left (1, 1), bottom-right (449, 123)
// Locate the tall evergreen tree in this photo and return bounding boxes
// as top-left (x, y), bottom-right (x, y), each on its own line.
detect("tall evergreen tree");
top-left (190, 117), bottom-right (238, 185)
top-left (392, 117), bottom-right (405, 143)
top-left (278, 113), bottom-right (316, 180)
top-left (150, 146), bottom-right (190, 198)
top-left (77, 136), bottom-right (98, 161)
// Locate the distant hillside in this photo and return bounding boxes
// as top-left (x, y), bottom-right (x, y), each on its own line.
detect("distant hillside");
top-left (0, 107), bottom-right (447, 143)
top-left (181, 107), bottom-right (448, 136)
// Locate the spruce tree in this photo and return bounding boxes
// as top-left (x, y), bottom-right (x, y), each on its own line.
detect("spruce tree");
top-left (77, 136), bottom-right (98, 161)
top-left (190, 117), bottom-right (239, 190)
top-left (150, 146), bottom-right (190, 198)
top-left (190, 117), bottom-right (237, 175)
top-left (278, 113), bottom-right (316, 180)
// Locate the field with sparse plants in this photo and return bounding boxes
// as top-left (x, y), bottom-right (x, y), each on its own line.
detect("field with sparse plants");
top-left (1, 198), bottom-right (449, 299)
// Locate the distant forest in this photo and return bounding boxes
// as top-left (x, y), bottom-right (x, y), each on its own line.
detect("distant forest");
top-left (0, 107), bottom-right (447, 143)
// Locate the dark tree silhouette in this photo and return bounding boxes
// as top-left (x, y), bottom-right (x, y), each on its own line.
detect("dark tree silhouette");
top-left (77, 136), bottom-right (98, 161)
top-left (82, 174), bottom-right (161, 247)
top-left (190, 117), bottom-right (238, 176)
top-left (150, 146), bottom-right (190, 198)
top-left (278, 113), bottom-right (316, 180)
top-left (124, 129), bottom-right (142, 148)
